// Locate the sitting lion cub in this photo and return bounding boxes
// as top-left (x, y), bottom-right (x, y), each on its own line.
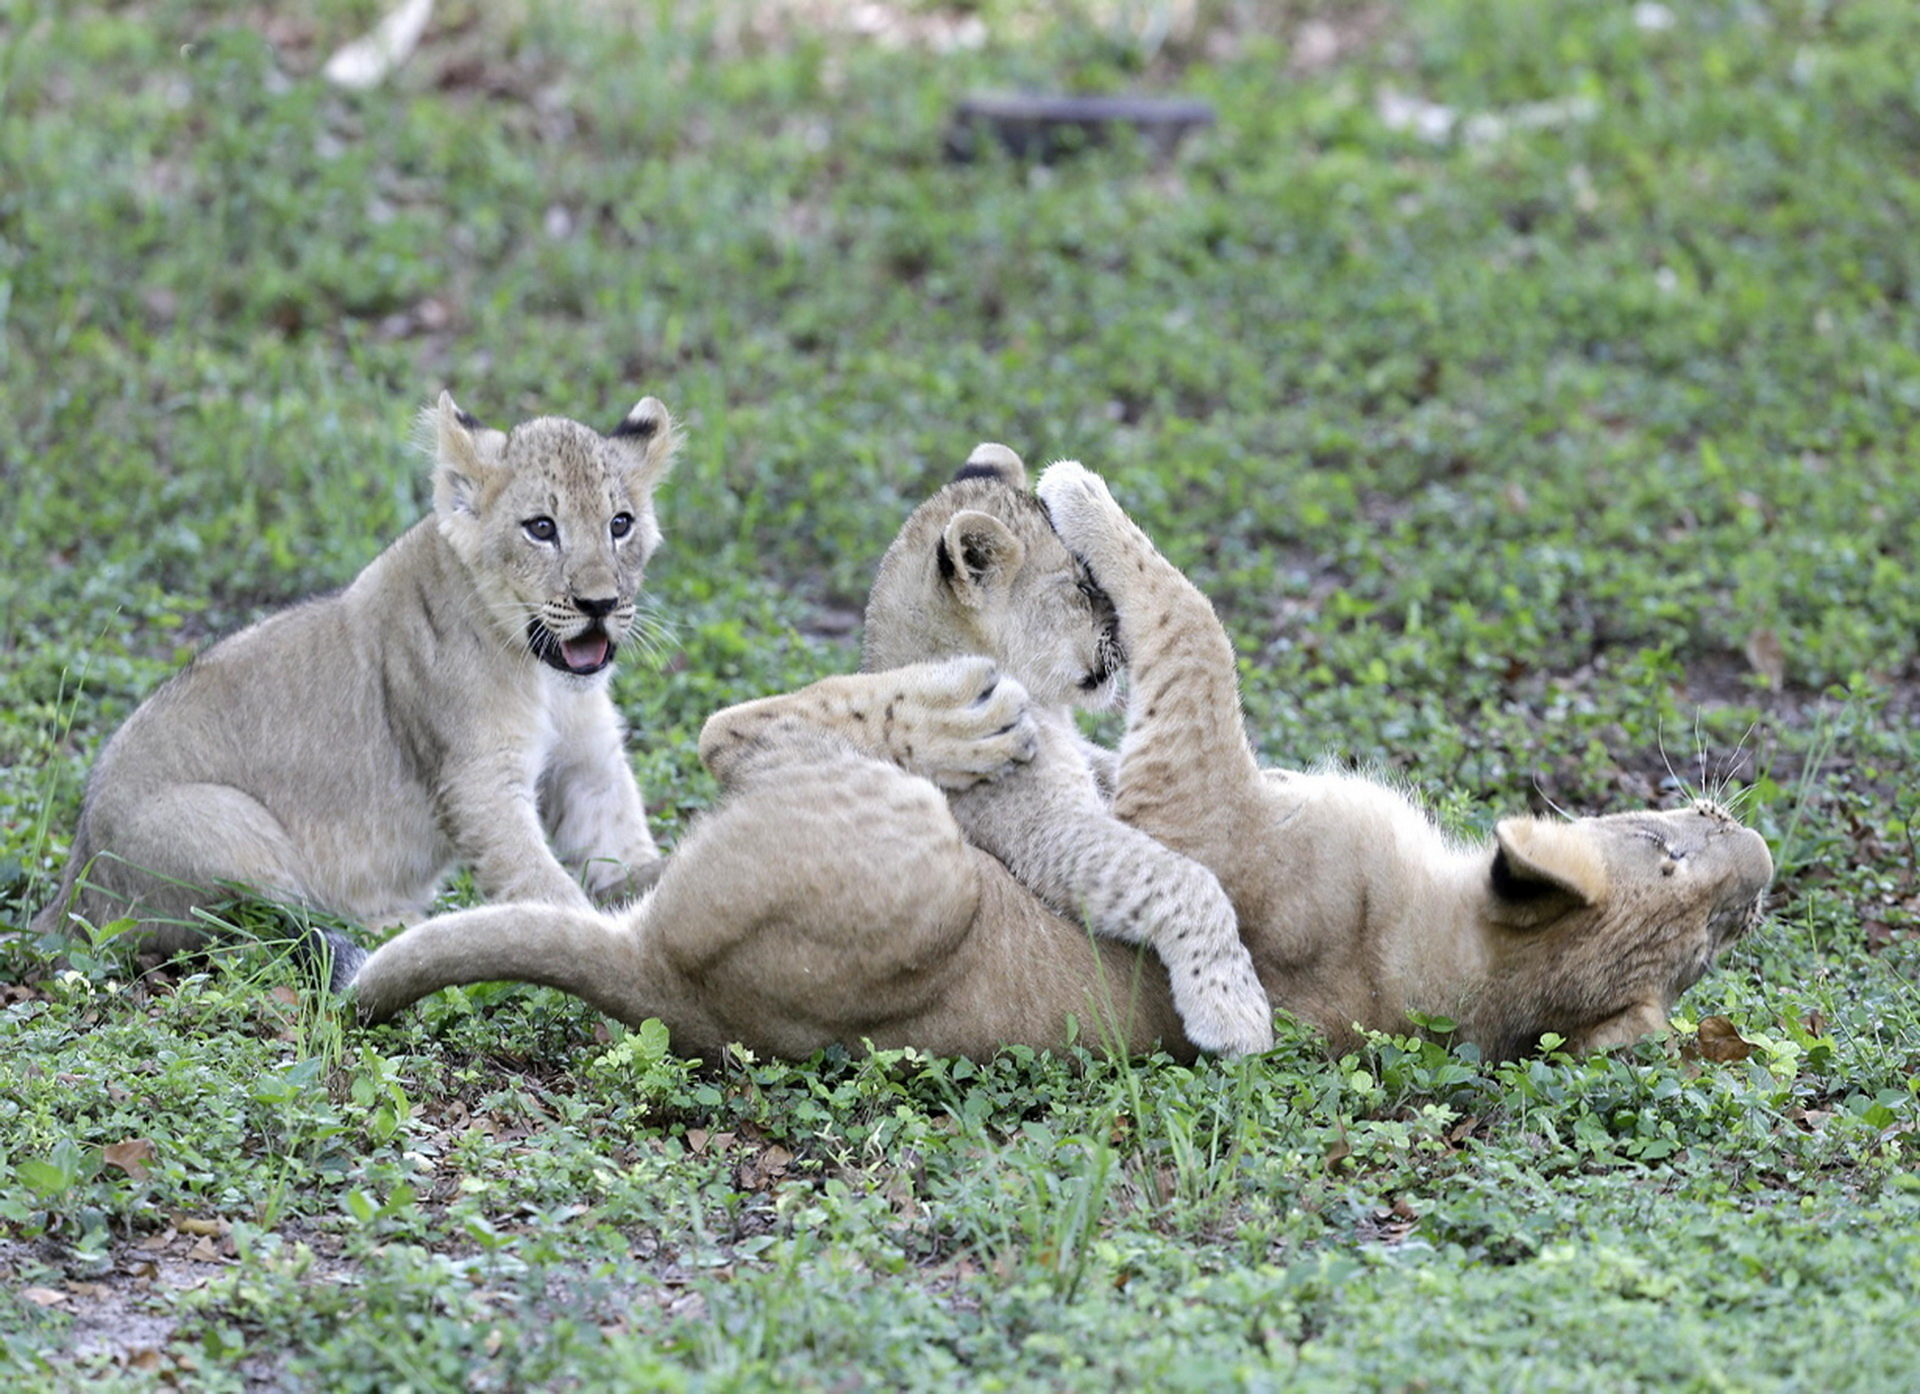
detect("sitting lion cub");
top-left (343, 461), bottom-right (1772, 1063)
top-left (32, 395), bottom-right (678, 953)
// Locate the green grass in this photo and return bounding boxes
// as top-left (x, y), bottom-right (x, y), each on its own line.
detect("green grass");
top-left (4, 0), bottom-right (1919, 1386)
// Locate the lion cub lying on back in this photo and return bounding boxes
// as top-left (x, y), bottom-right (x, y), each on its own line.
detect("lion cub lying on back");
top-left (33, 395), bottom-right (678, 953)
top-left (342, 458), bottom-right (1773, 1063)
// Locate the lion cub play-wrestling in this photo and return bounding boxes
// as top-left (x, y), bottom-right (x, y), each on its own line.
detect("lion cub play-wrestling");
top-left (343, 457), bottom-right (1772, 1062)
top-left (346, 446), bottom-right (1272, 1054)
top-left (32, 395), bottom-right (678, 953)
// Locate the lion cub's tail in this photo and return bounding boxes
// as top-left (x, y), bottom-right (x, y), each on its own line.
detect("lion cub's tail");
top-left (338, 902), bottom-right (650, 1026)
top-left (298, 926), bottom-right (369, 995)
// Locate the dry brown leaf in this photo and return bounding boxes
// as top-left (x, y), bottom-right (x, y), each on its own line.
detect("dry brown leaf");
top-left (19, 1287), bottom-right (69, 1307)
top-left (175, 1216), bottom-right (222, 1237)
top-left (186, 1236), bottom-right (222, 1263)
top-left (1693, 1015), bottom-right (1757, 1063)
top-left (103, 1137), bottom-right (157, 1182)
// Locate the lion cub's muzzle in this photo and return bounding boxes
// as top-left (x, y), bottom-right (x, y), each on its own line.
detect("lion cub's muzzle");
top-left (526, 596), bottom-right (630, 677)
top-left (1693, 800), bottom-right (1774, 949)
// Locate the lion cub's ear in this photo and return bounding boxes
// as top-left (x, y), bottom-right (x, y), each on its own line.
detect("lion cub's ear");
top-left (606, 397), bottom-right (680, 492)
top-left (425, 391), bottom-right (508, 519)
top-left (1486, 818), bottom-right (1611, 929)
top-left (953, 442), bottom-right (1028, 490)
top-left (936, 509), bottom-right (1027, 609)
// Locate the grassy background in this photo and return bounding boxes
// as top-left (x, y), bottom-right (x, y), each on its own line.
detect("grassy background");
top-left (4, 0), bottom-right (1919, 1386)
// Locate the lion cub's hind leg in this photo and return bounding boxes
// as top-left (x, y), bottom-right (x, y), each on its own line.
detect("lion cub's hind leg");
top-left (55, 782), bottom-right (314, 955)
top-left (648, 721), bottom-right (990, 1055)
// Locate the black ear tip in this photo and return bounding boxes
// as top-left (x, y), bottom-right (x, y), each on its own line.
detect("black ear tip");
top-left (953, 442), bottom-right (1024, 486)
top-left (610, 398), bottom-right (668, 440)
top-left (453, 408), bottom-right (483, 431)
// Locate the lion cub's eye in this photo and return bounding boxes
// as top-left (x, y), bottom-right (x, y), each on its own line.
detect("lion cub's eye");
top-left (522, 517), bottom-right (558, 544)
top-left (610, 512), bottom-right (634, 540)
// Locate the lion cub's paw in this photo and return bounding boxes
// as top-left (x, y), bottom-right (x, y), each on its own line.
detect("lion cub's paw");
top-left (1035, 460), bottom-right (1146, 583)
top-left (907, 656), bottom-right (1040, 791)
top-left (1174, 959), bottom-right (1275, 1058)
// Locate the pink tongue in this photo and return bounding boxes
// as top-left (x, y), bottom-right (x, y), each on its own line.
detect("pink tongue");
top-left (562, 634), bottom-right (610, 670)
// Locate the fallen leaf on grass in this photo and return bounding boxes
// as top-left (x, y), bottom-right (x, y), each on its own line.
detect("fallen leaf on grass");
top-left (186, 1235), bottom-right (224, 1264)
top-left (103, 1137), bottom-right (157, 1181)
top-left (1685, 1015), bottom-right (1757, 1063)
top-left (736, 1144), bottom-right (793, 1190)
top-left (175, 1216), bottom-right (223, 1237)
top-left (19, 1287), bottom-right (69, 1307)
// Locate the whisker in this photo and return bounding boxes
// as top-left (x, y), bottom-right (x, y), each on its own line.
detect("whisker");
top-left (1529, 772), bottom-right (1576, 822)
top-left (1654, 715), bottom-right (1694, 804)
top-left (1693, 708), bottom-right (1709, 803)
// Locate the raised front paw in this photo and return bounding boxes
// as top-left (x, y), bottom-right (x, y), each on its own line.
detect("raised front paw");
top-left (1172, 955), bottom-right (1275, 1058)
top-left (1036, 460), bottom-right (1141, 579)
top-left (901, 656), bottom-right (1040, 791)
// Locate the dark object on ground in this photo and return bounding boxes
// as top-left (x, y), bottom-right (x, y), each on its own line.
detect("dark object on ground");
top-left (945, 93), bottom-right (1216, 163)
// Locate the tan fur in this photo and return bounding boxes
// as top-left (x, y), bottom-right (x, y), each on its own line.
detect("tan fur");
top-left (32, 395), bottom-right (679, 952)
top-left (345, 460), bottom-right (1772, 1063)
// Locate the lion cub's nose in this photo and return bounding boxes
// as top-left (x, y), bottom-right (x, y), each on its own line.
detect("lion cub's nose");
top-left (574, 595), bottom-right (618, 619)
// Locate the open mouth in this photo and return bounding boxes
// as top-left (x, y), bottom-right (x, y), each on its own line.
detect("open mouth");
top-left (527, 619), bottom-right (617, 677)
